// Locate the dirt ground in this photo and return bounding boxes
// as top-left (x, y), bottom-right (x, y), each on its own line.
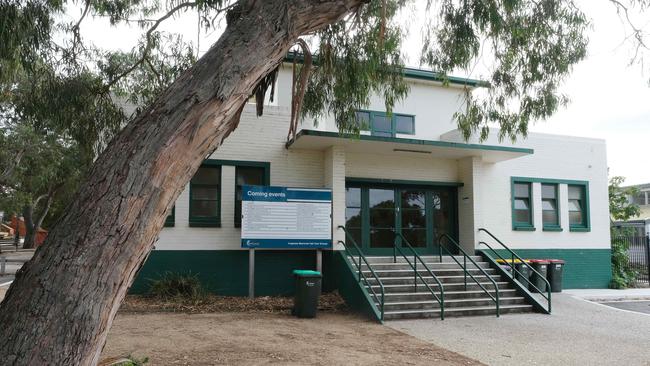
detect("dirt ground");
top-left (102, 311), bottom-right (483, 366)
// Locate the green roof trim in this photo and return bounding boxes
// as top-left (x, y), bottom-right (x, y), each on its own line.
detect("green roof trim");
top-left (286, 129), bottom-right (534, 155)
top-left (282, 52), bottom-right (486, 88)
top-left (401, 67), bottom-right (484, 87)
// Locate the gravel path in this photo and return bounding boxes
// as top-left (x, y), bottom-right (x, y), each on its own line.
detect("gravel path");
top-left (387, 293), bottom-right (650, 366)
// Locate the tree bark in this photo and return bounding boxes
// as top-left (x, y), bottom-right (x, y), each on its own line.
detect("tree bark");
top-left (0, 1), bottom-right (363, 365)
top-left (21, 205), bottom-right (35, 249)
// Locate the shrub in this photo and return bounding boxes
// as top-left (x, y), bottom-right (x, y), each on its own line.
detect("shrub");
top-left (147, 272), bottom-right (206, 301)
top-left (609, 230), bottom-right (638, 289)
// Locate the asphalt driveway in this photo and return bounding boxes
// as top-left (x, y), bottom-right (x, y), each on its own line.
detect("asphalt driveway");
top-left (388, 293), bottom-right (650, 366)
top-left (600, 300), bottom-right (650, 314)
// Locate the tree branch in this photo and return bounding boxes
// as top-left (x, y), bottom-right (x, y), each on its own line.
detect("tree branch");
top-left (609, 0), bottom-right (650, 63)
top-left (104, 1), bottom-right (198, 90)
top-left (70, 0), bottom-right (92, 59)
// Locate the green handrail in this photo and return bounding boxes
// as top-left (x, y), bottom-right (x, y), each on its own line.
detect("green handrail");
top-left (393, 232), bottom-right (445, 320)
top-left (478, 228), bottom-right (552, 313)
top-left (438, 233), bottom-right (500, 317)
top-left (338, 226), bottom-right (385, 320)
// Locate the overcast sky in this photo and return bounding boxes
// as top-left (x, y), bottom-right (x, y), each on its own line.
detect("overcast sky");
top-left (72, 1), bottom-right (650, 185)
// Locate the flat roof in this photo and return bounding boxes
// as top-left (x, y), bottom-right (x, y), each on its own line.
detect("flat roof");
top-left (283, 53), bottom-right (485, 88)
top-left (286, 130), bottom-right (533, 163)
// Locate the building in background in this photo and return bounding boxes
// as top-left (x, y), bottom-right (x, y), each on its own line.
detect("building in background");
top-left (614, 183), bottom-right (650, 237)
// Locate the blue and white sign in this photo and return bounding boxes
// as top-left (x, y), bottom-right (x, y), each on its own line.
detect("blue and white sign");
top-left (241, 185), bottom-right (332, 249)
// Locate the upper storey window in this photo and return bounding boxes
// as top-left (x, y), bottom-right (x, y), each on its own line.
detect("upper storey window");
top-left (355, 110), bottom-right (415, 137)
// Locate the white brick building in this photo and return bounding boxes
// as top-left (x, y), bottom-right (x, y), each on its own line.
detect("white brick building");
top-left (132, 60), bottom-right (612, 297)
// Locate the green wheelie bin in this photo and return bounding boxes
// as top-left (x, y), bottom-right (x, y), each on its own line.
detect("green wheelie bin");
top-left (292, 270), bottom-right (322, 318)
top-left (514, 261), bottom-right (532, 286)
top-left (528, 259), bottom-right (550, 292)
top-left (497, 259), bottom-right (531, 285)
top-left (547, 259), bottom-right (565, 292)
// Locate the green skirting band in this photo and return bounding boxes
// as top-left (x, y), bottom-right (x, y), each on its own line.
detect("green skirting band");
top-left (130, 250), bottom-right (334, 296)
top-left (488, 248), bottom-right (612, 289)
top-left (130, 248), bottom-right (613, 297)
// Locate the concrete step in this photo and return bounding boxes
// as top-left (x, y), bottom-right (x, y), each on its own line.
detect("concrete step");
top-left (365, 274), bottom-right (503, 286)
top-left (383, 289), bottom-right (517, 302)
top-left (378, 297), bottom-right (527, 311)
top-left (361, 268), bottom-right (497, 278)
top-left (383, 304), bottom-right (533, 320)
top-left (356, 261), bottom-right (492, 270)
top-left (366, 281), bottom-right (511, 293)
top-left (356, 255), bottom-right (484, 264)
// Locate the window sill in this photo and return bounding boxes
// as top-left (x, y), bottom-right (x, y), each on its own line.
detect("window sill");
top-left (543, 226), bottom-right (563, 232)
top-left (189, 222), bottom-right (221, 228)
top-left (513, 226), bottom-right (536, 231)
top-left (163, 223), bottom-right (175, 228)
top-left (570, 227), bottom-right (590, 232)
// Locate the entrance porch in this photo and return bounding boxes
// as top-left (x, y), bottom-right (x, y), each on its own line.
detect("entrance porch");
top-left (287, 128), bottom-right (533, 255)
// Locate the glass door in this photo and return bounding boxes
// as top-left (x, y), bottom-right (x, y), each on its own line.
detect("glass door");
top-left (345, 182), bottom-right (458, 255)
top-left (399, 189), bottom-right (428, 249)
top-left (368, 188), bottom-right (396, 249)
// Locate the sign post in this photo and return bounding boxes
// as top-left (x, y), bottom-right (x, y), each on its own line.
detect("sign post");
top-left (241, 186), bottom-right (332, 298)
top-left (248, 248), bottom-right (255, 299)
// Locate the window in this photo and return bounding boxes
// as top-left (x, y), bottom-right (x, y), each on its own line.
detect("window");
top-left (568, 184), bottom-right (589, 231)
top-left (631, 191), bottom-right (649, 206)
top-left (355, 110), bottom-right (415, 137)
top-left (164, 206), bottom-right (175, 227)
top-left (541, 184), bottom-right (560, 231)
top-left (189, 166), bottom-right (221, 227)
top-left (235, 166), bottom-right (266, 227)
top-left (512, 181), bottom-right (534, 230)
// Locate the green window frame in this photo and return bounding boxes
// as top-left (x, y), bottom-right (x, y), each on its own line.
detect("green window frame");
top-left (511, 180), bottom-right (534, 231)
top-left (234, 162), bottom-right (271, 228)
top-left (355, 110), bottom-right (415, 137)
top-left (164, 206), bottom-right (175, 227)
top-left (541, 184), bottom-right (561, 231)
top-left (189, 165), bottom-right (221, 227)
top-left (568, 183), bottom-right (590, 232)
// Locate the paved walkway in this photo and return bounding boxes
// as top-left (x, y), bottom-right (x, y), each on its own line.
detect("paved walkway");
top-left (565, 288), bottom-right (650, 301)
top-left (388, 293), bottom-right (650, 366)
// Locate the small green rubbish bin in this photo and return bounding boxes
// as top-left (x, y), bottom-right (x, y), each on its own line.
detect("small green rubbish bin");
top-left (292, 270), bottom-right (322, 318)
top-left (547, 259), bottom-right (565, 293)
top-left (528, 260), bottom-right (550, 293)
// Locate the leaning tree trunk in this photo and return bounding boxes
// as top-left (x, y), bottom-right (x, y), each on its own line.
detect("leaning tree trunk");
top-left (0, 1), bottom-right (363, 365)
top-left (21, 205), bottom-right (35, 249)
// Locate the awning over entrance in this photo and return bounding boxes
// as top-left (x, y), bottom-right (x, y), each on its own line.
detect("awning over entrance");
top-left (286, 129), bottom-right (533, 163)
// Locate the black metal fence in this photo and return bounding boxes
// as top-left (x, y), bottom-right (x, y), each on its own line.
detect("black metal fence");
top-left (618, 235), bottom-right (650, 286)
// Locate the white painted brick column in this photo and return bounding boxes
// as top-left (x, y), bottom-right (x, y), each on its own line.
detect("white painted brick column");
top-left (324, 145), bottom-right (346, 250)
top-left (457, 156), bottom-right (483, 253)
top-left (221, 165), bottom-right (236, 229)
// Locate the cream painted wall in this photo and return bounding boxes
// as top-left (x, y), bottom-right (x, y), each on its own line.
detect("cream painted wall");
top-left (276, 64), bottom-right (466, 140)
top-left (156, 105), bottom-right (326, 251)
top-left (475, 132), bottom-right (610, 250)
top-left (346, 152), bottom-right (458, 182)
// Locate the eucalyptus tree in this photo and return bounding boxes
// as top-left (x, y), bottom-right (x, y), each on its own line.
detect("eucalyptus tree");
top-left (0, 0), bottom-right (647, 365)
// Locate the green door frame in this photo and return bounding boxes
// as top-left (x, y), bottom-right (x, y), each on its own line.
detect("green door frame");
top-left (345, 178), bottom-right (460, 256)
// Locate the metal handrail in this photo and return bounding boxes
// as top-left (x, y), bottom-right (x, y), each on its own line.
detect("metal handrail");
top-left (392, 232), bottom-right (445, 320)
top-left (438, 233), bottom-right (500, 317)
top-left (478, 228), bottom-right (552, 313)
top-left (337, 226), bottom-right (385, 320)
